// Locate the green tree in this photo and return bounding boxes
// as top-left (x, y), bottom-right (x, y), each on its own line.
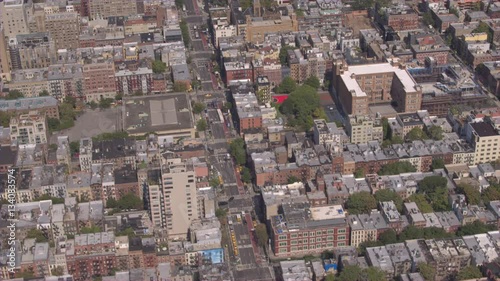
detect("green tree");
top-left (325, 273), bottom-right (335, 281)
top-left (215, 208), bottom-right (227, 219)
top-left (346, 191), bottom-right (377, 215)
top-left (277, 76), bottom-right (297, 94)
top-left (99, 98), bottom-right (113, 109)
top-left (223, 102), bottom-right (232, 111)
top-left (209, 176), bottom-right (221, 187)
top-left (456, 184), bottom-right (481, 205)
top-left (408, 193), bottom-right (434, 213)
top-left (381, 117), bottom-right (390, 140)
top-left (418, 263), bottom-right (436, 281)
top-left (116, 227), bottom-right (136, 238)
top-left (482, 183), bottom-right (500, 203)
top-left (423, 11), bottom-right (435, 27)
top-left (152, 60), bottom-right (166, 74)
top-left (92, 131), bottom-right (129, 141)
top-left (106, 193), bottom-right (143, 210)
top-left (457, 220), bottom-right (495, 236)
top-left (280, 85), bottom-right (321, 131)
top-left (431, 158), bottom-right (445, 170)
top-left (304, 76), bottom-right (320, 89)
top-left (196, 119), bottom-right (207, 131)
top-left (406, 127), bottom-right (428, 141)
top-left (115, 93), bottom-right (123, 101)
top-left (374, 189), bottom-right (403, 212)
top-left (69, 141), bottom-right (80, 154)
top-left (174, 82), bottom-right (189, 92)
top-left (378, 161), bottom-right (416, 175)
top-left (240, 0), bottom-right (252, 10)
top-left (34, 194), bottom-right (65, 204)
top-left (354, 168), bottom-right (365, 178)
top-left (449, 6), bottom-right (459, 17)
top-left (255, 224), bottom-right (268, 247)
top-left (39, 90), bottom-right (50, 96)
top-left (5, 90), bottom-right (24, 100)
top-left (240, 166), bottom-right (252, 183)
top-left (26, 229), bottom-right (49, 242)
top-left (0, 111), bottom-right (12, 127)
top-left (48, 118), bottom-right (61, 131)
top-left (51, 266), bottom-right (65, 276)
top-left (473, 22), bottom-right (492, 42)
top-left (279, 45), bottom-right (294, 65)
top-left (456, 265), bottom-right (482, 280)
top-left (229, 138), bottom-right (246, 165)
top-left (80, 226), bottom-right (102, 234)
top-left (175, 0), bottom-right (184, 8)
top-left (338, 265), bottom-right (362, 281)
top-left (180, 20), bottom-right (190, 47)
top-left (415, 176), bottom-right (450, 212)
top-left (418, 175), bottom-right (447, 193)
top-left (192, 102), bottom-right (206, 114)
top-left (427, 126), bottom-right (444, 140)
top-left (379, 229), bottom-right (398, 244)
top-left (363, 267), bottom-right (386, 281)
top-left (89, 101), bottom-right (98, 109)
top-left (287, 176), bottom-right (300, 184)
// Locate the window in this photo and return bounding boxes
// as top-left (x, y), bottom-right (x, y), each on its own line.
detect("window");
top-left (291, 233), bottom-right (298, 239)
top-left (278, 235), bottom-right (287, 240)
top-left (279, 242), bottom-right (287, 247)
top-left (337, 228), bottom-right (346, 234)
top-left (316, 231), bottom-right (322, 236)
top-left (337, 242), bottom-right (346, 247)
top-left (338, 235), bottom-right (346, 240)
top-left (291, 240), bottom-right (298, 245)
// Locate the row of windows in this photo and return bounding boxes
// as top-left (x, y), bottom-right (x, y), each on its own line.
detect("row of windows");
top-left (279, 229), bottom-right (347, 240)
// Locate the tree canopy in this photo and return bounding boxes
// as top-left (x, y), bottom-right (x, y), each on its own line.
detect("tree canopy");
top-left (457, 220), bottom-right (496, 236)
top-left (229, 138), bottom-right (246, 166)
top-left (427, 126), bottom-right (444, 140)
top-left (374, 189), bottom-right (403, 212)
top-left (406, 127), bottom-right (428, 141)
top-left (174, 81), bottom-right (189, 92)
top-left (255, 224), bottom-right (268, 247)
top-left (240, 166), bottom-right (252, 183)
top-left (417, 176), bottom-right (450, 211)
top-left (5, 90), bottom-right (24, 100)
top-left (192, 102), bottom-right (206, 114)
top-left (408, 193), bottom-right (434, 213)
top-left (106, 193), bottom-right (143, 210)
top-left (346, 191), bottom-right (377, 215)
top-left (431, 158), bottom-right (445, 171)
top-left (26, 229), bottom-right (49, 242)
top-left (279, 45), bottom-right (295, 65)
top-left (456, 266), bottom-right (483, 280)
top-left (152, 60), bottom-right (166, 74)
top-left (378, 161), bottom-right (416, 175)
top-left (280, 85), bottom-right (323, 131)
top-left (418, 263), bottom-right (436, 281)
top-left (337, 265), bottom-right (386, 281)
top-left (304, 76), bottom-right (320, 89)
top-left (196, 119), bottom-right (207, 131)
top-left (456, 184), bottom-right (481, 205)
top-left (276, 76), bottom-right (297, 94)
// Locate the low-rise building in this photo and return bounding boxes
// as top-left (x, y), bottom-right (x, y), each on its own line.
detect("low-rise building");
top-left (346, 115), bottom-right (383, 144)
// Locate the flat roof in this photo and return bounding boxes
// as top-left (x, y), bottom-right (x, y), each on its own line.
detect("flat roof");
top-left (124, 93), bottom-right (194, 135)
top-left (340, 62), bottom-right (418, 97)
top-left (470, 122), bottom-right (498, 137)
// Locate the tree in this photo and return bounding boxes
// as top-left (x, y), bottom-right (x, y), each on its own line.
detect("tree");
top-left (34, 194), bottom-right (65, 204)
top-left (473, 22), bottom-right (492, 42)
top-left (196, 119), bottom-right (207, 131)
top-left (173, 81), bottom-right (189, 92)
top-left (374, 189), bottom-right (403, 212)
top-left (325, 273), bottom-right (335, 281)
top-left (354, 168), bottom-right (365, 178)
top-left (80, 226), bottom-right (102, 234)
top-left (89, 101), bottom-right (98, 109)
top-left (280, 85), bottom-right (321, 131)
top-left (406, 127), bottom-right (428, 141)
top-left (276, 76), bottom-right (297, 94)
top-left (192, 102), bottom-right (206, 114)
top-left (378, 161), bottom-right (416, 175)
top-left (304, 76), bottom-right (320, 89)
top-left (51, 266), bottom-right (65, 276)
top-left (338, 265), bottom-right (362, 281)
top-left (382, 117), bottom-right (390, 140)
top-left (39, 90), bottom-right (50, 96)
top-left (134, 90), bottom-right (144, 96)
top-left (456, 184), bottom-right (481, 205)
top-left (279, 45), bottom-right (294, 65)
top-left (115, 93), bottom-right (123, 101)
top-left (431, 158), bottom-right (445, 170)
top-left (449, 6), bottom-right (459, 17)
top-left (482, 183), bottom-right (500, 203)
top-left (116, 227), bottom-right (136, 238)
top-left (152, 60), bottom-right (166, 74)
top-left (379, 229), bottom-right (398, 244)
top-left (69, 141), bottom-right (80, 154)
top-left (423, 11), bottom-right (435, 27)
top-left (27, 229), bottom-right (49, 242)
top-left (287, 176), bottom-right (300, 184)
top-left (240, 0), bottom-right (252, 10)
top-left (209, 176), bottom-right (221, 187)
top-left (106, 193), bottom-right (143, 210)
top-left (408, 193), bottom-right (434, 213)
top-left (223, 102), bottom-right (232, 111)
top-left (215, 208), bottom-right (227, 219)
top-left (240, 167), bottom-right (252, 183)
top-left (99, 98), bottom-right (113, 109)
top-left (456, 266), bottom-right (482, 280)
top-left (418, 175), bottom-right (448, 194)
top-left (346, 191), bottom-right (377, 215)
top-left (457, 220), bottom-right (495, 236)
top-left (427, 126), bottom-right (444, 140)
top-left (363, 267), bottom-right (386, 281)
top-left (418, 263), bottom-right (436, 281)
top-left (5, 90), bottom-right (24, 100)
top-left (175, 0), bottom-right (184, 8)
top-left (229, 138), bottom-right (246, 165)
top-left (255, 224), bottom-right (268, 247)
top-left (180, 20), bottom-right (190, 47)
top-left (0, 111), bottom-right (12, 127)
top-left (48, 118), bottom-right (61, 131)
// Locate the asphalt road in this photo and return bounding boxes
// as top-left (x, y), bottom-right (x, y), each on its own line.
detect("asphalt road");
top-left (207, 109), bottom-right (220, 122)
top-left (210, 156), bottom-right (237, 184)
top-left (233, 223), bottom-right (256, 265)
top-left (212, 123), bottom-right (226, 139)
top-left (192, 39), bottom-right (205, 52)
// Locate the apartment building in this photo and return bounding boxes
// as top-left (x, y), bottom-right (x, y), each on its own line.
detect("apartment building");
top-left (270, 203), bottom-right (350, 258)
top-left (348, 212), bottom-right (389, 247)
top-left (245, 15), bottom-right (299, 43)
top-left (425, 239), bottom-right (471, 280)
top-left (252, 59), bottom-right (282, 86)
top-left (9, 33), bottom-right (56, 70)
top-left (256, 76), bottom-right (272, 104)
top-left (0, 0), bottom-right (33, 39)
top-left (82, 60), bottom-right (116, 102)
top-left (48, 64), bottom-right (84, 101)
top-left (213, 20), bottom-right (237, 46)
top-left (0, 26), bottom-right (11, 81)
top-left (115, 67), bottom-right (153, 96)
top-left (466, 121), bottom-right (500, 164)
top-left (410, 35), bottom-right (450, 65)
top-left (87, 0), bottom-right (138, 19)
top-left (161, 158), bottom-right (200, 240)
top-left (44, 12), bottom-right (80, 50)
top-left (312, 119), bottom-right (349, 148)
top-left (224, 62), bottom-right (253, 84)
top-left (333, 60), bottom-right (422, 115)
top-left (366, 246), bottom-right (395, 279)
top-left (346, 115), bottom-right (383, 144)
top-left (232, 90), bottom-right (263, 133)
top-left (9, 68), bottom-right (50, 98)
top-left (381, 5), bottom-right (419, 31)
top-left (0, 96), bottom-right (59, 119)
top-left (288, 49), bottom-right (326, 84)
top-left (10, 111), bottom-right (48, 145)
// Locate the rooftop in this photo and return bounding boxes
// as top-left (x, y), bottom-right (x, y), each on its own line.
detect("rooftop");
top-left (470, 122), bottom-right (498, 137)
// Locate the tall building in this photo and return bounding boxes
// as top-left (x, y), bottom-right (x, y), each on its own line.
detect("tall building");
top-left (161, 158), bottom-right (200, 240)
top-left (10, 111), bottom-right (48, 145)
top-left (346, 115), bottom-right (384, 144)
top-left (48, 64), bottom-right (84, 101)
top-left (333, 59), bottom-right (422, 115)
top-left (115, 67), bottom-right (153, 96)
top-left (0, 0), bottom-right (33, 39)
top-left (82, 60), bottom-right (116, 102)
top-left (44, 12), bottom-right (80, 50)
top-left (88, 0), bottom-right (138, 19)
top-left (0, 25), bottom-right (11, 81)
top-left (466, 121), bottom-right (500, 164)
top-left (9, 32), bottom-right (56, 70)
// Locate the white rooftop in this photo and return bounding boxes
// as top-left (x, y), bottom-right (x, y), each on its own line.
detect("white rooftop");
top-left (309, 205), bottom-right (345, 220)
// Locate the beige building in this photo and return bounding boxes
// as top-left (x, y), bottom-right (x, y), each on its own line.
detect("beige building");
top-left (346, 115), bottom-right (384, 144)
top-left (333, 59), bottom-right (422, 115)
top-left (10, 111), bottom-right (48, 145)
top-left (148, 184), bottom-right (163, 228)
top-left (161, 158), bottom-right (200, 240)
top-left (9, 32), bottom-right (56, 70)
top-left (0, 26), bottom-right (11, 81)
top-left (245, 15), bottom-right (298, 43)
top-left (44, 12), bottom-right (80, 50)
top-left (0, 0), bottom-right (33, 39)
top-left (88, 0), bottom-right (138, 19)
top-left (9, 68), bottom-right (50, 97)
top-left (467, 122), bottom-right (500, 164)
